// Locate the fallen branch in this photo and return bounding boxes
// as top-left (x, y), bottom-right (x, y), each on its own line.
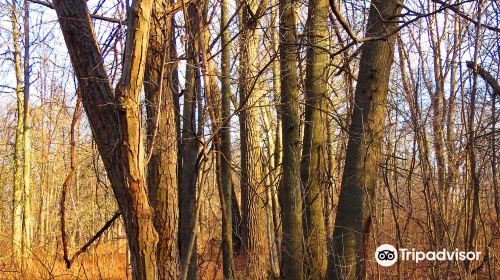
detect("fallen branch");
top-left (63, 211), bottom-right (121, 269)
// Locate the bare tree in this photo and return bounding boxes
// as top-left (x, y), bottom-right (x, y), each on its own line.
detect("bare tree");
top-left (144, 0), bottom-right (180, 277)
top-left (300, 0), bottom-right (329, 276)
top-left (279, 0), bottom-right (304, 277)
top-left (52, 0), bottom-right (162, 278)
top-left (328, 0), bottom-right (402, 279)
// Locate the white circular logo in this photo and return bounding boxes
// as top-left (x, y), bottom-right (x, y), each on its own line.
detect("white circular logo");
top-left (375, 244), bottom-right (398, 267)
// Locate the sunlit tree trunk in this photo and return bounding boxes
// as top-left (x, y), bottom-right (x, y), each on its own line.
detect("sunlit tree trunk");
top-left (270, 0), bottom-right (282, 269)
top-left (21, 0), bottom-right (32, 270)
top-left (424, 6), bottom-right (447, 250)
top-left (144, 0), bottom-right (180, 277)
top-left (279, 0), bottom-right (304, 277)
top-left (328, 1), bottom-right (402, 279)
top-left (260, 97), bottom-right (281, 278)
top-left (238, 0), bottom-right (269, 277)
top-left (465, 1), bottom-right (483, 272)
top-left (52, 0), bottom-right (159, 278)
top-left (10, 0), bottom-right (24, 268)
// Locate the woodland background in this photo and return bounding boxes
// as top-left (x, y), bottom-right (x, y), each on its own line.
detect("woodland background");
top-left (0, 0), bottom-right (499, 279)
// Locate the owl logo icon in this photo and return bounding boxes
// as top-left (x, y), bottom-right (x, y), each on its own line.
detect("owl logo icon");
top-left (375, 244), bottom-right (398, 267)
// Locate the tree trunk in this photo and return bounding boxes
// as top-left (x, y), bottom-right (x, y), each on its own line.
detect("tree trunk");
top-left (21, 0), bottom-right (32, 270)
top-left (144, 0), bottom-right (180, 278)
top-left (300, 0), bottom-right (329, 276)
top-left (328, 1), bottom-right (402, 279)
top-left (270, 0), bottom-right (282, 266)
top-left (220, 0), bottom-right (235, 277)
top-left (11, 0), bottom-right (24, 268)
top-left (238, 0), bottom-right (270, 277)
top-left (52, 1), bottom-right (159, 279)
top-left (425, 9), bottom-right (447, 248)
top-left (232, 182), bottom-right (242, 252)
top-left (179, 4), bottom-right (201, 279)
top-left (279, 0), bottom-right (304, 278)
top-left (465, 2), bottom-right (483, 271)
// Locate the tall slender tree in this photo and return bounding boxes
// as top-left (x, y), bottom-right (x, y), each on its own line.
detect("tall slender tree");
top-left (21, 0), bottom-right (32, 270)
top-left (279, 0), bottom-right (304, 278)
top-left (10, 0), bottom-right (24, 268)
top-left (300, 0), bottom-right (329, 276)
top-left (220, 0), bottom-right (235, 277)
top-left (328, 1), bottom-right (402, 279)
top-left (238, 0), bottom-right (270, 277)
top-left (179, 3), bottom-right (201, 279)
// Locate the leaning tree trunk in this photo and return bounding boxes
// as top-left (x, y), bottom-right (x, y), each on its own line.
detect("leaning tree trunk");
top-left (279, 0), bottom-right (304, 278)
top-left (52, 1), bottom-right (160, 279)
top-left (144, 0), bottom-right (180, 278)
top-left (300, 0), bottom-right (329, 276)
top-left (327, 1), bottom-right (402, 279)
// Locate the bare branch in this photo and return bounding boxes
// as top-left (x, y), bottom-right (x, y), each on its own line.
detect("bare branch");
top-left (466, 61), bottom-right (500, 96)
top-left (29, 0), bottom-right (125, 24)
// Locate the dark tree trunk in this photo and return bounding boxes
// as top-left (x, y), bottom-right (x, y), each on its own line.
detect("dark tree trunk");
top-left (179, 4), bottom-right (201, 279)
top-left (220, 0), bottom-right (235, 277)
top-left (327, 1), bottom-right (402, 279)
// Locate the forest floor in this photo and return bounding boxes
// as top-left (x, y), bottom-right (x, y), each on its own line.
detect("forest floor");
top-left (0, 239), bottom-right (497, 279)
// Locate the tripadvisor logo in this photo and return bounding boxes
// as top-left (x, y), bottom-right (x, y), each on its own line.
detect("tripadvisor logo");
top-left (375, 244), bottom-right (481, 267)
top-left (375, 244), bottom-right (398, 267)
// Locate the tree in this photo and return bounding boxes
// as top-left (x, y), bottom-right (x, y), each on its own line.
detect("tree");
top-left (21, 2), bottom-right (32, 268)
top-left (144, 0), bottom-right (180, 277)
top-left (52, 0), bottom-right (162, 278)
top-left (238, 0), bottom-right (270, 277)
top-left (300, 0), bottom-right (329, 276)
top-left (10, 0), bottom-right (24, 268)
top-left (279, 0), bottom-right (304, 278)
top-left (179, 2), bottom-right (201, 279)
top-left (328, 0), bottom-right (402, 279)
top-left (220, 0), bottom-right (235, 277)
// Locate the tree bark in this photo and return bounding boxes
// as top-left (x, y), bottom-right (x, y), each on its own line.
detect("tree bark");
top-left (11, 0), bottom-right (24, 268)
top-left (21, 0), bottom-right (32, 270)
top-left (270, 0), bottom-right (282, 268)
top-left (279, 0), bottom-right (304, 278)
top-left (465, 1), bottom-right (483, 272)
top-left (179, 4), bottom-right (201, 279)
top-left (144, 0), bottom-right (180, 278)
top-left (220, 0), bottom-right (235, 277)
top-left (52, 1), bottom-right (159, 279)
top-left (238, 0), bottom-right (270, 277)
top-left (327, 1), bottom-right (402, 279)
top-left (300, 0), bottom-right (329, 276)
